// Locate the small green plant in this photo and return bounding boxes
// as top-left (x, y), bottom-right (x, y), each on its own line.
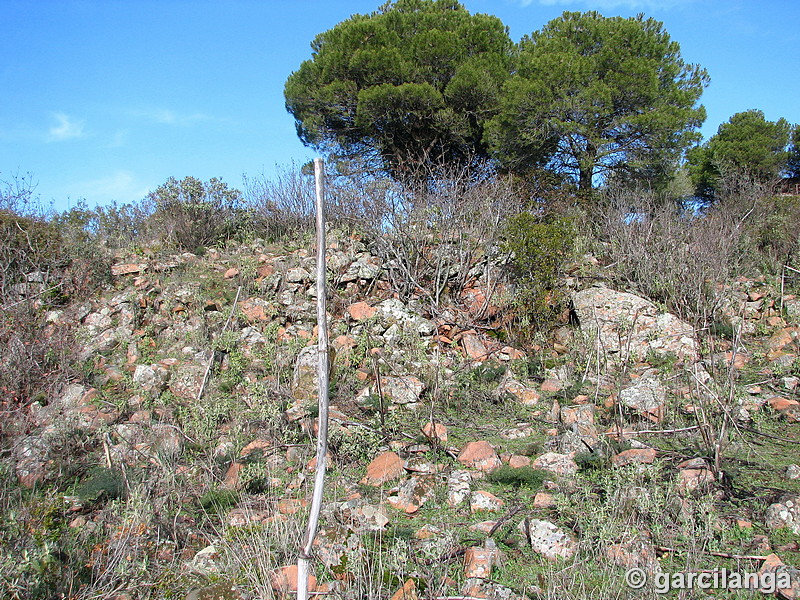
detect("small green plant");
top-left (74, 466), bottom-right (126, 503)
top-left (487, 466), bottom-right (547, 489)
top-left (645, 349), bottom-right (679, 373)
top-left (330, 425), bottom-right (384, 463)
top-left (574, 451), bottom-right (608, 472)
top-left (198, 488), bottom-right (239, 514)
top-left (502, 212), bottom-right (575, 335)
top-left (468, 362), bottom-right (507, 384)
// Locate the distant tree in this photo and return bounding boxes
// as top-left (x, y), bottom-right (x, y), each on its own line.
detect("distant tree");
top-left (148, 176), bottom-right (242, 250)
top-left (284, 0), bottom-right (513, 184)
top-left (687, 110), bottom-right (793, 199)
top-left (487, 11), bottom-right (708, 193)
top-left (787, 126), bottom-right (800, 179)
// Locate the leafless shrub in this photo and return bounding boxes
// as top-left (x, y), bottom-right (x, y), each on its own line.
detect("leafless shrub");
top-left (0, 174), bottom-right (110, 408)
top-left (243, 165), bottom-right (317, 241)
top-left (598, 172), bottom-right (772, 327)
top-left (362, 161), bottom-right (524, 312)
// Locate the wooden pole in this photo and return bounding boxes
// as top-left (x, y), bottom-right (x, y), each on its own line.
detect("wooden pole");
top-left (297, 158), bottom-right (330, 600)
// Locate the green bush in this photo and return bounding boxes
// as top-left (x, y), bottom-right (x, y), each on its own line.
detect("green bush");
top-left (147, 176), bottom-right (243, 251)
top-left (75, 467), bottom-right (126, 503)
top-left (487, 465), bottom-right (547, 489)
top-left (502, 212), bottom-right (574, 333)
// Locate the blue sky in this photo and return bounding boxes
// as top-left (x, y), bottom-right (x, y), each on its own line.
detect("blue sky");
top-left (1, 0), bottom-right (798, 211)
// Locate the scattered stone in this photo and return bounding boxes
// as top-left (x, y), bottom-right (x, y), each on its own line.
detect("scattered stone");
top-left (508, 455), bottom-right (532, 469)
top-left (499, 378), bottom-right (541, 406)
top-left (462, 332), bottom-right (490, 361)
top-left (768, 397), bottom-right (800, 422)
top-left (758, 554), bottom-right (800, 600)
top-left (404, 456), bottom-right (439, 474)
top-left (519, 518), bottom-right (578, 560)
top-left (413, 524), bottom-right (442, 540)
top-left (619, 374), bottom-right (667, 423)
top-left (269, 565), bottom-right (316, 596)
top-left (461, 579), bottom-right (531, 600)
top-left (277, 498), bottom-right (308, 515)
top-left (387, 476), bottom-right (435, 514)
top-left (337, 500), bottom-right (390, 533)
top-left (292, 346), bottom-right (319, 402)
top-left (532, 492), bottom-right (556, 509)
top-left (532, 452), bottom-right (578, 477)
top-left (447, 470), bottom-right (472, 507)
top-left (347, 301), bottom-right (377, 321)
top-left (676, 458), bottom-right (715, 494)
top-left (606, 537), bottom-right (659, 572)
top-left (458, 441), bottom-right (502, 473)
top-left (190, 545), bottom-right (221, 575)
top-left (111, 263), bottom-right (146, 276)
top-left (786, 465), bottom-right (800, 480)
top-left (572, 287), bottom-right (697, 363)
top-left (470, 490), bottom-right (505, 513)
top-left (133, 364), bottom-right (170, 394)
top-left (185, 582), bottom-right (242, 600)
top-left (612, 448), bottom-right (657, 467)
top-left (389, 578), bottom-right (418, 600)
top-left (380, 376), bottom-right (425, 406)
top-left (500, 424), bottom-right (537, 439)
top-left (766, 495), bottom-right (800, 534)
top-left (464, 539), bottom-right (500, 579)
top-left (421, 421), bottom-right (448, 444)
top-left (361, 452), bottom-right (406, 486)
top-left (560, 404), bottom-right (595, 426)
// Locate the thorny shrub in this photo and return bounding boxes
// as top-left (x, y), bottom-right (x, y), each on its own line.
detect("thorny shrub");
top-left (597, 172), bottom-right (785, 328)
top-left (363, 161), bottom-right (524, 311)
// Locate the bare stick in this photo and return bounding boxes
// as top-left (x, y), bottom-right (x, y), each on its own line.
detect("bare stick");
top-left (654, 545), bottom-right (769, 561)
top-left (298, 159), bottom-right (330, 600)
top-left (197, 285), bottom-right (242, 402)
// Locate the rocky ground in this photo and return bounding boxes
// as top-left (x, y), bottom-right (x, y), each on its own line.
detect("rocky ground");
top-left (2, 232), bottom-right (800, 600)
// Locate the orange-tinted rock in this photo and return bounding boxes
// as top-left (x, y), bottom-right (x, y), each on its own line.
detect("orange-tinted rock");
top-left (677, 467), bottom-right (715, 494)
top-left (500, 379), bottom-right (541, 406)
top-left (277, 498), bottom-right (308, 515)
top-left (240, 438), bottom-right (272, 459)
top-left (769, 397), bottom-right (800, 412)
top-left (222, 462), bottom-right (243, 489)
top-left (269, 565), bottom-right (316, 595)
top-left (387, 476), bottom-right (435, 514)
top-left (462, 332), bottom-right (489, 361)
top-left (458, 441), bottom-right (501, 473)
top-left (111, 263), bottom-right (146, 276)
top-left (541, 379), bottom-right (563, 393)
top-left (612, 448), bottom-right (657, 467)
top-left (508, 455), bottom-right (532, 469)
top-left (533, 492), bottom-right (556, 508)
top-left (347, 301), bottom-right (377, 321)
top-left (389, 579), bottom-right (418, 600)
top-left (361, 452), bottom-right (405, 486)
top-left (421, 422), bottom-right (448, 444)
top-left (461, 287), bottom-right (501, 319)
top-left (464, 542), bottom-right (500, 579)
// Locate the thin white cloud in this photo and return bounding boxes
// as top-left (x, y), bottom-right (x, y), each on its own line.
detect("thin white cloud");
top-left (106, 129), bottom-right (129, 148)
top-left (48, 112), bottom-right (85, 142)
top-left (137, 108), bottom-right (212, 127)
top-left (522, 0), bottom-right (693, 9)
top-left (78, 170), bottom-right (149, 203)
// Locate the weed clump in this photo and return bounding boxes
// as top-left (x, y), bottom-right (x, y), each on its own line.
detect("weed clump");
top-left (487, 466), bottom-right (548, 489)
